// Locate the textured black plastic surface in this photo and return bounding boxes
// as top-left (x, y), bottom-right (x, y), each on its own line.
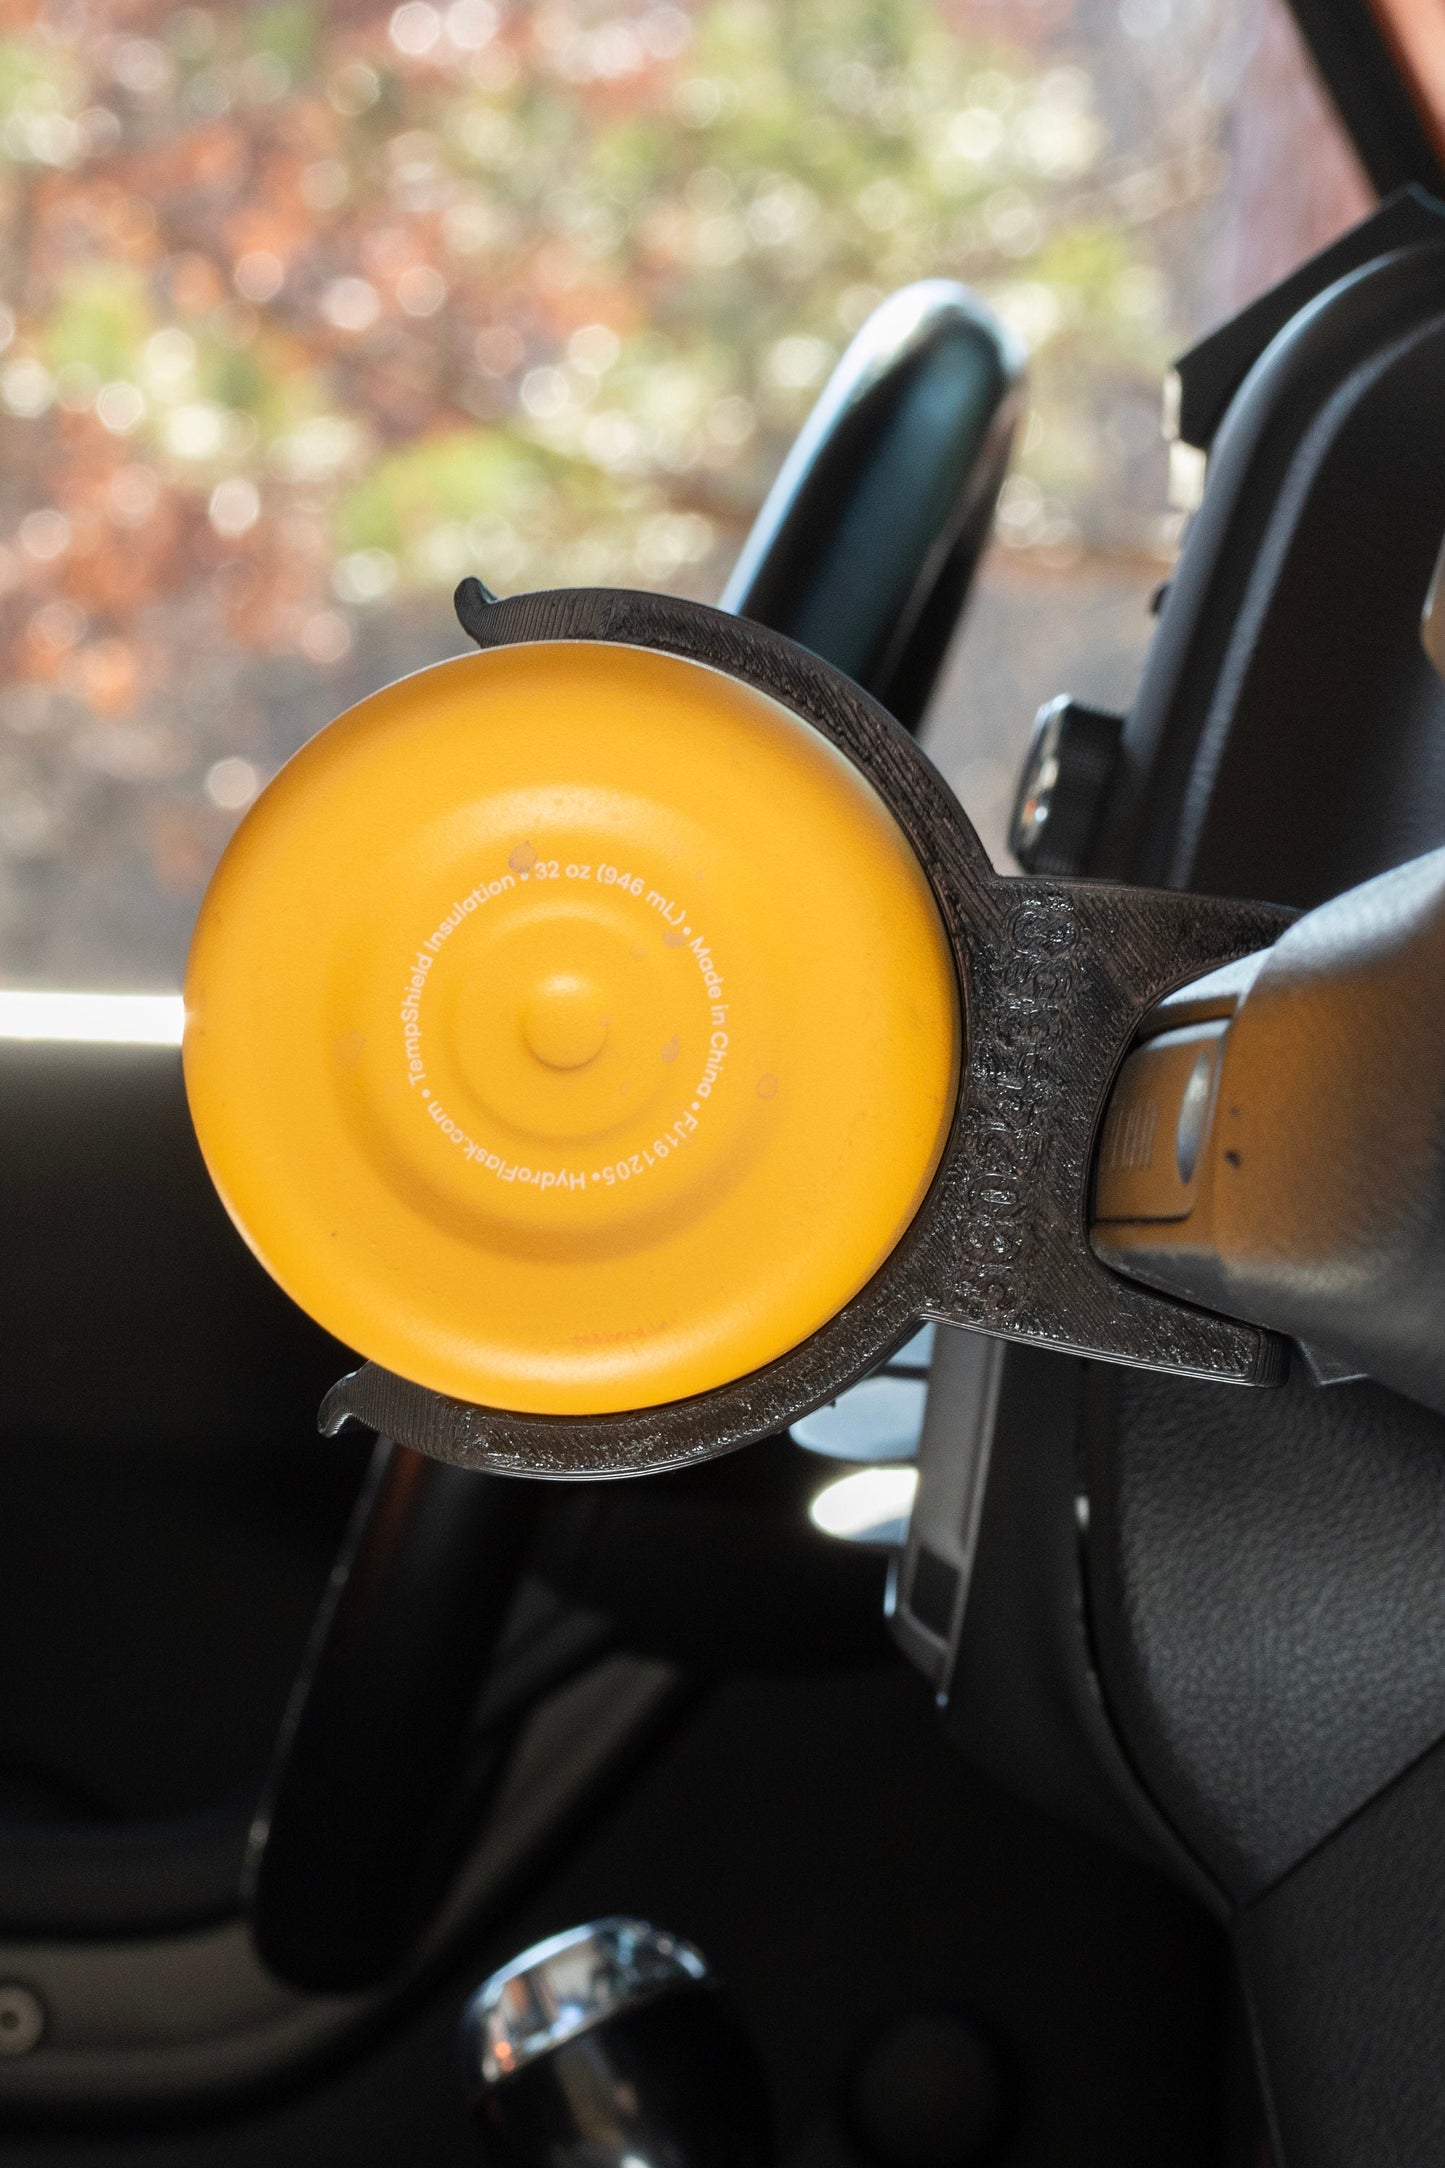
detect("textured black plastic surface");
top-left (318, 583), bottom-right (1288, 1478)
top-left (1169, 189), bottom-right (1445, 452)
top-left (941, 1347), bottom-right (1220, 1898)
top-left (1089, 1367), bottom-right (1445, 1904)
top-left (1072, 206), bottom-right (1445, 2167)
top-left (1095, 240), bottom-right (1445, 893)
top-left (1237, 1735), bottom-right (1445, 2168)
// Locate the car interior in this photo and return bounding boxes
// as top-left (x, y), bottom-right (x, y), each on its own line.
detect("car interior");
top-left (3, 0), bottom-right (1445, 2164)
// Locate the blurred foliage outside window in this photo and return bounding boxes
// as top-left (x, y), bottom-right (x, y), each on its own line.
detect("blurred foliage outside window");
top-left (0, 0), bottom-right (1368, 982)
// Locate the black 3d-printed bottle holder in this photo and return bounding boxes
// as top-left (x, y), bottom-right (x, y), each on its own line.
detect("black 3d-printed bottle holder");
top-left (319, 584), bottom-right (1289, 1477)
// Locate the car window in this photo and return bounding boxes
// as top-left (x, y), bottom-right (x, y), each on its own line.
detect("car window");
top-left (0, 0), bottom-right (1370, 987)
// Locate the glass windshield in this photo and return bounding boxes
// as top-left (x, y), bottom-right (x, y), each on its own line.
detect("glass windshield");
top-left (0, 0), bottom-right (1369, 985)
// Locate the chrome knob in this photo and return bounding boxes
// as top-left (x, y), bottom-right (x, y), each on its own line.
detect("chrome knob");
top-left (460, 1918), bottom-right (772, 2167)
